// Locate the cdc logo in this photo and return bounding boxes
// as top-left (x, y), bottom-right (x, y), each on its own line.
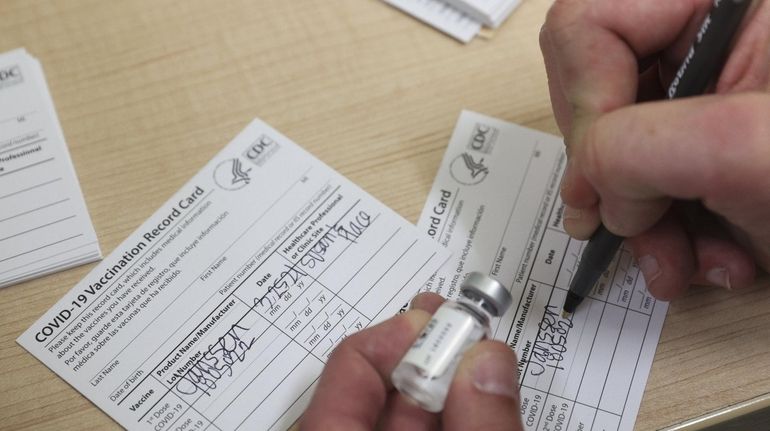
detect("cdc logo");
top-left (0, 65), bottom-right (22, 89)
top-left (243, 134), bottom-right (280, 167)
top-left (467, 123), bottom-right (498, 154)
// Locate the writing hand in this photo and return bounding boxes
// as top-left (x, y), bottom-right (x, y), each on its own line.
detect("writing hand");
top-left (540, 0), bottom-right (770, 298)
top-left (298, 292), bottom-right (523, 431)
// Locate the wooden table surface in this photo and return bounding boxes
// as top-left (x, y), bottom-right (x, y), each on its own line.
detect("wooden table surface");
top-left (1, 0), bottom-right (769, 429)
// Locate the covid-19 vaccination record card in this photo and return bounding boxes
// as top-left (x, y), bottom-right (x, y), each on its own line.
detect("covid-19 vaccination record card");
top-left (418, 111), bottom-right (668, 431)
top-left (18, 119), bottom-right (449, 430)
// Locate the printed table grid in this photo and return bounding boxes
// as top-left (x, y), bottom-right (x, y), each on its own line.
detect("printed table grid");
top-left (135, 196), bottom-right (438, 431)
top-left (138, 195), bottom-right (379, 430)
top-left (510, 198), bottom-right (658, 431)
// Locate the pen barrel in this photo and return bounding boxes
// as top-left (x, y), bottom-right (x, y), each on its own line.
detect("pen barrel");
top-left (667, 0), bottom-right (752, 99)
top-left (568, 226), bottom-right (624, 298)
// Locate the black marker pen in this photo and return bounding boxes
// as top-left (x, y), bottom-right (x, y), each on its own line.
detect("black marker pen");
top-left (562, 0), bottom-right (752, 315)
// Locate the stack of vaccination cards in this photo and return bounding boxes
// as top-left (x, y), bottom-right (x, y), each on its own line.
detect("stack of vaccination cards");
top-left (382, 0), bottom-right (521, 43)
top-left (0, 48), bottom-right (101, 288)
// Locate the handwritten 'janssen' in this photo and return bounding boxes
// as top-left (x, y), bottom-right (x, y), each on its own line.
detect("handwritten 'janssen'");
top-left (174, 324), bottom-right (256, 397)
top-left (529, 304), bottom-right (573, 376)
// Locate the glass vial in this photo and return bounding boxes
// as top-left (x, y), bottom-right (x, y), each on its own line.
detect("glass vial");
top-left (391, 272), bottom-right (513, 412)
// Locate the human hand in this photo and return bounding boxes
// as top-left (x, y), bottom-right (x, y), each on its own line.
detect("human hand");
top-left (298, 292), bottom-right (523, 431)
top-left (540, 0), bottom-right (770, 299)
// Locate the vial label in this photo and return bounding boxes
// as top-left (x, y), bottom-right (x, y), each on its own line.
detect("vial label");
top-left (401, 306), bottom-right (477, 378)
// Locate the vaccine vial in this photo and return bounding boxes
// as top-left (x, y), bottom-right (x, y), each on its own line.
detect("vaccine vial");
top-left (391, 272), bottom-right (513, 412)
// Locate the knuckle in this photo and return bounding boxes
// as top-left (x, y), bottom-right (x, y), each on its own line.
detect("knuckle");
top-left (579, 107), bottom-right (640, 193)
top-left (544, 0), bottom-right (585, 43)
top-left (578, 118), bottom-right (607, 187)
top-left (544, 0), bottom-right (571, 29)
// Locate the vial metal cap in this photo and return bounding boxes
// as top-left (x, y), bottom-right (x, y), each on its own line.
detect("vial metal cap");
top-left (460, 272), bottom-right (512, 317)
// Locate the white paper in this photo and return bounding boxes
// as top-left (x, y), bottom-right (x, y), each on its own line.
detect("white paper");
top-left (0, 48), bottom-right (101, 287)
top-left (383, 0), bottom-right (481, 43)
top-left (418, 111), bottom-right (667, 431)
top-left (18, 119), bottom-right (450, 430)
top-left (443, 0), bottom-right (521, 28)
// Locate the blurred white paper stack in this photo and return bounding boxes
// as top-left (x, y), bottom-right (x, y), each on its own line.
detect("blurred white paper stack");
top-left (0, 48), bottom-right (101, 288)
top-left (444, 0), bottom-right (521, 28)
top-left (382, 0), bottom-right (521, 43)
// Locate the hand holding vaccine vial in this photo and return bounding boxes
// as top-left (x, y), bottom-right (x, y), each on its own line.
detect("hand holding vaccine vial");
top-left (391, 272), bottom-right (513, 412)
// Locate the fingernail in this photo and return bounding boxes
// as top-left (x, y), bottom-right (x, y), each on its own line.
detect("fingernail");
top-left (706, 267), bottom-right (731, 290)
top-left (563, 206), bottom-right (582, 221)
top-left (638, 255), bottom-right (662, 286)
top-left (472, 351), bottom-right (519, 401)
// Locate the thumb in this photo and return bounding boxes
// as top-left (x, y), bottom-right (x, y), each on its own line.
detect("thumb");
top-left (578, 93), bottom-right (770, 238)
top-left (443, 340), bottom-right (523, 431)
